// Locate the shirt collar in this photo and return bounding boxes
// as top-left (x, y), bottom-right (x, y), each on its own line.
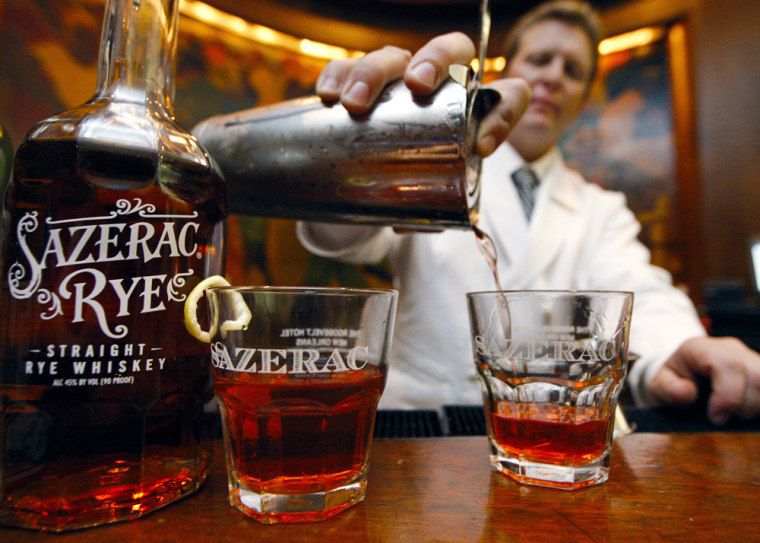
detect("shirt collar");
top-left (502, 142), bottom-right (562, 184)
top-left (528, 147), bottom-right (562, 183)
top-left (500, 143), bottom-right (577, 211)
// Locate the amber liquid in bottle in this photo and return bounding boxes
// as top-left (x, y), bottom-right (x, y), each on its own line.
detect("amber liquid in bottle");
top-left (0, 0), bottom-right (226, 532)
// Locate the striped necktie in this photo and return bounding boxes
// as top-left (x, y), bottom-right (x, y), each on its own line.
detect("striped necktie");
top-left (511, 167), bottom-right (539, 219)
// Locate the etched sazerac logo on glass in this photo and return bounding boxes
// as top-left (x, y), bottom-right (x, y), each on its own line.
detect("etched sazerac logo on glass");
top-left (210, 342), bottom-right (370, 374)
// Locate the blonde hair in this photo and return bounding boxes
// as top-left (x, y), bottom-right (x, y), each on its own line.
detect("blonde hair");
top-left (501, 0), bottom-right (605, 85)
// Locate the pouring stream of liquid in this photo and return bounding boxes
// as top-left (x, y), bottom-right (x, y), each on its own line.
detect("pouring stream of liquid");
top-left (473, 225), bottom-right (502, 291)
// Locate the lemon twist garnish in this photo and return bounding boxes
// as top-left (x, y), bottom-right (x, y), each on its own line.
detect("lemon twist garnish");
top-left (184, 275), bottom-right (252, 343)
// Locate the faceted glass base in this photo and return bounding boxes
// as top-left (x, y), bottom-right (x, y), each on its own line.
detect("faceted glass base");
top-left (229, 473), bottom-right (367, 524)
top-left (491, 448), bottom-right (611, 490)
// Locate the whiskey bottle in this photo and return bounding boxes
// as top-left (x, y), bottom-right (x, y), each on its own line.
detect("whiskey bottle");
top-left (0, 0), bottom-right (226, 531)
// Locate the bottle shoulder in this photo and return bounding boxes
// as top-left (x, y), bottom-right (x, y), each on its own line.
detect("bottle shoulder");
top-left (10, 133), bottom-right (226, 212)
top-left (22, 98), bottom-right (213, 171)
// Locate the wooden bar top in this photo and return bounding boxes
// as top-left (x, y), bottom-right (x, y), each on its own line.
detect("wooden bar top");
top-left (3, 433), bottom-right (760, 541)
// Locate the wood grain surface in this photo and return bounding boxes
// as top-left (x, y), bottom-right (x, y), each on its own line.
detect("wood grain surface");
top-left (2, 433), bottom-right (759, 542)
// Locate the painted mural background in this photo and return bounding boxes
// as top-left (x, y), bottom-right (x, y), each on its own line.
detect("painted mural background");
top-left (561, 38), bottom-right (682, 281)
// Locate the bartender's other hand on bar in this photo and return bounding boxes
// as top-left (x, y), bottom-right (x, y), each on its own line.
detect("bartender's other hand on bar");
top-left (316, 32), bottom-right (530, 158)
top-left (648, 336), bottom-right (760, 425)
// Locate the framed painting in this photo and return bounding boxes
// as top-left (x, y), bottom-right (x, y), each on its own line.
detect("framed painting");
top-left (559, 22), bottom-right (700, 293)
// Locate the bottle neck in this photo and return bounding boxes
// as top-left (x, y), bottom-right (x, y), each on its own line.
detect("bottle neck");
top-left (95, 0), bottom-right (178, 112)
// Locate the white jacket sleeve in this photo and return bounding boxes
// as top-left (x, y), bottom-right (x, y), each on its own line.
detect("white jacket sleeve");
top-left (579, 189), bottom-right (707, 406)
top-left (296, 221), bottom-right (397, 264)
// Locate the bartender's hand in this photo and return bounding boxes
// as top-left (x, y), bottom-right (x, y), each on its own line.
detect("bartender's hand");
top-left (648, 336), bottom-right (760, 425)
top-left (316, 32), bottom-right (530, 158)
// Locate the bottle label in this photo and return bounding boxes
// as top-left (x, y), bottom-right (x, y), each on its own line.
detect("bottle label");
top-left (6, 198), bottom-right (204, 387)
top-left (9, 198), bottom-right (201, 338)
top-left (21, 343), bottom-right (164, 387)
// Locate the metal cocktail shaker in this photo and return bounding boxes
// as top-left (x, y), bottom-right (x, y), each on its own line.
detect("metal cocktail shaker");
top-left (193, 71), bottom-right (496, 229)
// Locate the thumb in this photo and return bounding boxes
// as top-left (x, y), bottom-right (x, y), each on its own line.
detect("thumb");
top-left (475, 78), bottom-right (530, 157)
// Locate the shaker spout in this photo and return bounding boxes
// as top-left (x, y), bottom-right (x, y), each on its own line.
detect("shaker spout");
top-left (449, 64), bottom-right (470, 87)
